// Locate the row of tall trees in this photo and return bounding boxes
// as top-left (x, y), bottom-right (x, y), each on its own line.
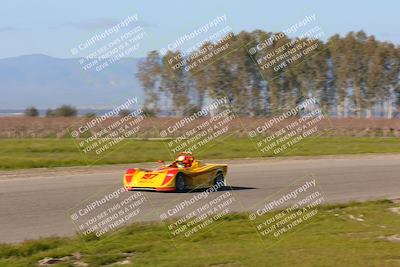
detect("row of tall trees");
top-left (136, 30), bottom-right (400, 118)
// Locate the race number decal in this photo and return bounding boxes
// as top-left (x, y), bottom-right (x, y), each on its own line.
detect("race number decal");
top-left (141, 173), bottom-right (158, 180)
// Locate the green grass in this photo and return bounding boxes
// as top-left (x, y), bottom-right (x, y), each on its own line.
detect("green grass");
top-left (1, 200), bottom-right (400, 266)
top-left (1, 137), bottom-right (400, 170)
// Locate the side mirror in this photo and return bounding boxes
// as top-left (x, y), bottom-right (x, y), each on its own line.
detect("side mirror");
top-left (157, 160), bottom-right (165, 164)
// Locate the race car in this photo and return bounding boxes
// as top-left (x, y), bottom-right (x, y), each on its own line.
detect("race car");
top-left (123, 152), bottom-right (227, 192)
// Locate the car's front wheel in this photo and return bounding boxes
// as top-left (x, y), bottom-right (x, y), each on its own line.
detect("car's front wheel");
top-left (175, 173), bottom-right (186, 192)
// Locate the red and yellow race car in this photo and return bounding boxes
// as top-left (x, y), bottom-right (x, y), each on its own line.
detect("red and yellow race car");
top-left (123, 152), bottom-right (227, 192)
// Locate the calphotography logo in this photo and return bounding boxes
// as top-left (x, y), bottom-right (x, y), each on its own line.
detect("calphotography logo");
top-left (158, 96), bottom-right (238, 154)
top-left (158, 14), bottom-right (235, 73)
top-left (69, 187), bottom-right (151, 240)
top-left (249, 176), bottom-right (326, 245)
top-left (67, 96), bottom-right (152, 163)
top-left (71, 14), bottom-right (147, 72)
top-left (248, 97), bottom-right (332, 156)
top-left (247, 14), bottom-right (325, 78)
top-left (158, 181), bottom-right (237, 245)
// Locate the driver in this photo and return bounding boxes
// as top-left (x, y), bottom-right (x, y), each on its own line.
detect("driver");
top-left (175, 154), bottom-right (194, 168)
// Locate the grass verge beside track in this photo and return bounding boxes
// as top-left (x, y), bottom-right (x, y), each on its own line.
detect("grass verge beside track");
top-left (1, 200), bottom-right (400, 266)
top-left (1, 137), bottom-right (400, 169)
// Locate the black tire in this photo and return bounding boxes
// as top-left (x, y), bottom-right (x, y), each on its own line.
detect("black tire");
top-left (175, 173), bottom-right (186, 193)
top-left (214, 172), bottom-right (225, 191)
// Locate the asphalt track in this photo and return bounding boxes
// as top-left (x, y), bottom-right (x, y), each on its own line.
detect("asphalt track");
top-left (1, 154), bottom-right (400, 243)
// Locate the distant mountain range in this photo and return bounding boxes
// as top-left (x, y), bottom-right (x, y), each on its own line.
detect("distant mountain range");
top-left (0, 54), bottom-right (144, 109)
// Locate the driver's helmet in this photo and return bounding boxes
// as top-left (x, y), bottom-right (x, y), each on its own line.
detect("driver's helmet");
top-left (175, 153), bottom-right (194, 168)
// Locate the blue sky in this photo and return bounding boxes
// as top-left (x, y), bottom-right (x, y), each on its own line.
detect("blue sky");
top-left (0, 0), bottom-right (399, 59)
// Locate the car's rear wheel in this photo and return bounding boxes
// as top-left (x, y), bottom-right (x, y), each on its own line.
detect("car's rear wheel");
top-left (175, 173), bottom-right (186, 192)
top-left (214, 172), bottom-right (225, 191)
